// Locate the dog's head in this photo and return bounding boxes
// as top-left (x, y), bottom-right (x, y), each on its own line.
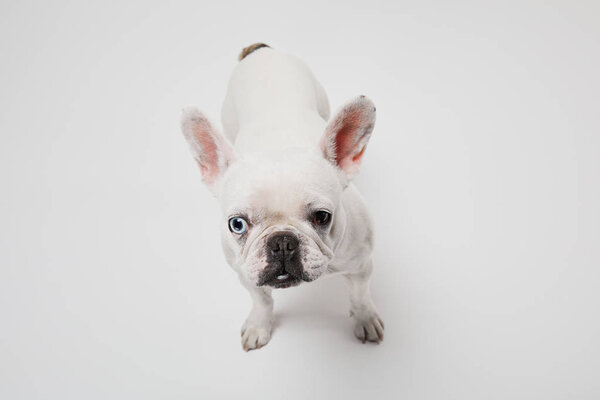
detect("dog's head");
top-left (181, 96), bottom-right (375, 288)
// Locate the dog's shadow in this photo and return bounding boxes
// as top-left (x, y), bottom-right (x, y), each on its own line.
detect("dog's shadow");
top-left (270, 275), bottom-right (355, 339)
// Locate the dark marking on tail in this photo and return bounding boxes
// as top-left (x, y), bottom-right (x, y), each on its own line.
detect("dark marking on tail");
top-left (238, 43), bottom-right (270, 61)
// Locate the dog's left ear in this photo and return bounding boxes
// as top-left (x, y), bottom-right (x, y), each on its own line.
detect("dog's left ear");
top-left (319, 96), bottom-right (376, 179)
top-left (181, 107), bottom-right (236, 192)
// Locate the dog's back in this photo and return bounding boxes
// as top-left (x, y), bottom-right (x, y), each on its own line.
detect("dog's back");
top-left (221, 44), bottom-right (330, 153)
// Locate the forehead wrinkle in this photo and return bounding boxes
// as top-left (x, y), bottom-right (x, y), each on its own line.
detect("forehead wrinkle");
top-left (237, 181), bottom-right (338, 222)
top-left (249, 184), bottom-right (304, 218)
top-left (221, 153), bottom-right (343, 219)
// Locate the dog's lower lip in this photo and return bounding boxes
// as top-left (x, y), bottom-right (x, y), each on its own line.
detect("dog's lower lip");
top-left (261, 273), bottom-right (301, 288)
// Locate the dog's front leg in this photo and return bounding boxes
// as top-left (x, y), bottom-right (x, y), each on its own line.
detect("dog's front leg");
top-left (344, 260), bottom-right (384, 343)
top-left (239, 278), bottom-right (274, 351)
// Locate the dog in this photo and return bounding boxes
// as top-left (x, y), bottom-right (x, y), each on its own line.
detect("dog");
top-left (181, 43), bottom-right (384, 351)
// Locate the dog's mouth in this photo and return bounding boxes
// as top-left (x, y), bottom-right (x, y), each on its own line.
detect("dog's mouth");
top-left (258, 262), bottom-right (305, 289)
top-left (265, 273), bottom-right (302, 289)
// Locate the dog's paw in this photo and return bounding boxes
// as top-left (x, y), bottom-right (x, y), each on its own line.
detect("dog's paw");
top-left (350, 310), bottom-right (384, 344)
top-left (241, 318), bottom-right (272, 351)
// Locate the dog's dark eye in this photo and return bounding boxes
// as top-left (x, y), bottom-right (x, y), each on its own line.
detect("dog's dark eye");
top-left (313, 211), bottom-right (332, 226)
top-left (228, 217), bottom-right (248, 234)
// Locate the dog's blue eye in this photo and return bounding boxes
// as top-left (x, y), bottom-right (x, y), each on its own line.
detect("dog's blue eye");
top-left (228, 217), bottom-right (248, 234)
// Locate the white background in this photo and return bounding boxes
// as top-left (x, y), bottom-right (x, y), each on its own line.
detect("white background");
top-left (1, 1), bottom-right (599, 399)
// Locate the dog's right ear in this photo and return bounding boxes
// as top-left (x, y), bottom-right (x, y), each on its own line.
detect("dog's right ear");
top-left (181, 107), bottom-right (236, 192)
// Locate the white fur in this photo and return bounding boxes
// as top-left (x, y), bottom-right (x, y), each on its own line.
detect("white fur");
top-left (182, 46), bottom-right (383, 350)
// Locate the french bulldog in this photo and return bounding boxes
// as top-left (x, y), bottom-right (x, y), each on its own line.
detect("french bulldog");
top-left (181, 43), bottom-right (384, 351)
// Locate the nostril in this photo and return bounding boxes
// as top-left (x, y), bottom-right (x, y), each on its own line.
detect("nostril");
top-left (267, 233), bottom-right (299, 256)
top-left (267, 238), bottom-right (281, 253)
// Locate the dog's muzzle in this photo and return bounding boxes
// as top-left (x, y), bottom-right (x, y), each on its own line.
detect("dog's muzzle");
top-left (258, 232), bottom-right (307, 288)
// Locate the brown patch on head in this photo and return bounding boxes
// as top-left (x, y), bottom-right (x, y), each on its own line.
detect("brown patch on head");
top-left (238, 43), bottom-right (271, 61)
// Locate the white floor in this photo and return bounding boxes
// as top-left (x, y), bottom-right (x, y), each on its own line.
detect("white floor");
top-left (1, 1), bottom-right (599, 399)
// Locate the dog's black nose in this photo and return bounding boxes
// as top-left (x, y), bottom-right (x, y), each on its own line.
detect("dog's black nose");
top-left (267, 233), bottom-right (299, 258)
top-left (259, 232), bottom-right (305, 287)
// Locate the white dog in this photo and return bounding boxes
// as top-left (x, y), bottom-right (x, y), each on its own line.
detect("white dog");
top-left (181, 43), bottom-right (384, 351)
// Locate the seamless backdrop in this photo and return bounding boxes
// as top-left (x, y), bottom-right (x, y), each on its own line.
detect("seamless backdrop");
top-left (1, 1), bottom-right (599, 399)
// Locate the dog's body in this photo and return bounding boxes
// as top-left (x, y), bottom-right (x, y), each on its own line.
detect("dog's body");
top-left (181, 44), bottom-right (383, 350)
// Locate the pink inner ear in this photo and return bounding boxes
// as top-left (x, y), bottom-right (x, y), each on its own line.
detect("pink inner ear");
top-left (352, 146), bottom-right (366, 162)
top-left (334, 114), bottom-right (363, 164)
top-left (182, 107), bottom-right (235, 187)
top-left (320, 96), bottom-right (375, 178)
top-left (193, 126), bottom-right (220, 184)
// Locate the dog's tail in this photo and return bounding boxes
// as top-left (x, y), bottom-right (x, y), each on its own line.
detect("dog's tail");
top-left (238, 43), bottom-right (271, 61)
